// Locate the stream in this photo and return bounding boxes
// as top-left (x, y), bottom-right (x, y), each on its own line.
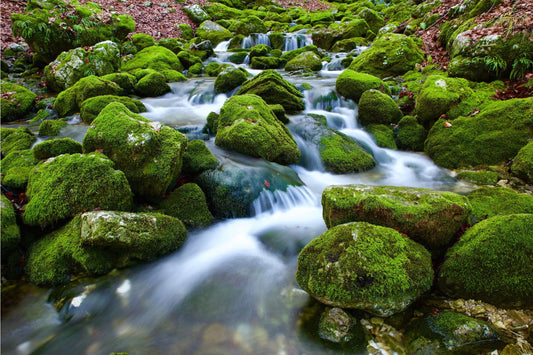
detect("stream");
top-left (2, 35), bottom-right (467, 355)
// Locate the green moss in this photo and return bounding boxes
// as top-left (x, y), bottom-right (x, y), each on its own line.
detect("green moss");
top-left (281, 45), bottom-right (320, 63)
top-left (196, 20), bottom-right (233, 47)
top-left (131, 33), bottom-right (155, 51)
top-left (456, 170), bottom-right (499, 186)
top-left (1, 194), bottom-right (21, 258)
top-left (215, 94), bottom-right (300, 165)
top-left (330, 38), bottom-right (369, 53)
top-left (358, 89), bottom-right (403, 127)
top-left (285, 51), bottom-right (323, 72)
top-left (296, 222), bottom-right (433, 316)
top-left (1, 81), bottom-right (37, 122)
top-left (161, 69), bottom-right (187, 83)
top-left (322, 184), bottom-right (472, 251)
top-left (214, 67), bottom-right (249, 93)
top-left (234, 15), bottom-right (267, 36)
top-left (250, 56), bottom-right (284, 69)
top-left (100, 72), bottom-right (136, 96)
top-left (335, 70), bottom-right (390, 103)
top-left (80, 95), bottom-right (146, 124)
top-left (249, 45), bottom-right (271, 59)
top-left (358, 8), bottom-right (384, 34)
top-left (177, 50), bottom-right (202, 69)
top-left (205, 112), bottom-right (219, 135)
top-left (1, 127), bottom-right (36, 156)
top-left (32, 138), bottom-right (83, 160)
top-left (38, 119), bottom-right (67, 136)
top-left (134, 72), bottom-right (171, 97)
top-left (425, 98), bottom-right (533, 169)
top-left (182, 140), bottom-right (219, 175)
top-left (396, 115), bottom-right (426, 151)
top-left (0, 149), bottom-right (38, 191)
top-left (121, 46), bottom-right (184, 73)
top-left (320, 134), bottom-right (376, 174)
top-left (438, 214), bottom-right (533, 307)
top-left (466, 187), bottom-right (533, 223)
top-left (511, 140), bottom-right (533, 183)
top-left (23, 152), bottom-right (133, 228)
top-left (178, 23), bottom-right (194, 40)
top-left (159, 183), bottom-right (214, 227)
top-left (366, 124), bottom-right (397, 149)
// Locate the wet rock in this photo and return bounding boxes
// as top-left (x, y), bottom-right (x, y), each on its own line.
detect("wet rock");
top-left (214, 67), bottom-right (249, 93)
top-left (318, 307), bottom-right (357, 343)
top-left (182, 140), bottom-right (219, 175)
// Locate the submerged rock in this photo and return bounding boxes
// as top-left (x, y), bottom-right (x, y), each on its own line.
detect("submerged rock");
top-left (318, 307), bottom-right (357, 343)
top-left (296, 222), bottom-right (433, 316)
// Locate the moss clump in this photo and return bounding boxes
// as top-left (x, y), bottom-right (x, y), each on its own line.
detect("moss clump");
top-left (249, 45), bottom-right (271, 59)
top-left (131, 33), bottom-right (155, 51)
top-left (349, 33), bottom-right (425, 78)
top-left (322, 184), bottom-right (472, 251)
top-left (82, 103), bottom-right (188, 202)
top-left (196, 20), bottom-right (232, 46)
top-left (32, 138), bottom-right (83, 160)
top-left (1, 81), bottom-right (37, 122)
top-left (335, 70), bottom-right (390, 103)
top-left (320, 134), bottom-right (377, 174)
top-left (250, 56), bottom-right (284, 70)
top-left (425, 98), bottom-right (533, 169)
top-left (0, 149), bottom-right (38, 191)
top-left (358, 89), bottom-right (403, 127)
top-left (100, 72), bottom-right (137, 96)
top-left (134, 72), bottom-right (171, 97)
top-left (205, 112), bottom-right (219, 135)
top-left (396, 115), bottom-right (426, 151)
top-left (1, 194), bottom-right (21, 258)
top-left (26, 211), bottom-right (187, 285)
top-left (214, 67), bottom-right (249, 93)
top-left (215, 94), bottom-right (300, 165)
top-left (182, 140), bottom-right (219, 175)
top-left (178, 23), bottom-right (194, 40)
top-left (511, 140), bottom-right (533, 183)
top-left (236, 70), bottom-right (305, 113)
top-left (1, 127), bottom-right (36, 157)
top-left (281, 45), bottom-right (320, 63)
top-left (177, 50), bottom-right (202, 69)
top-left (234, 15), bottom-right (267, 36)
top-left (80, 95), bottom-right (146, 124)
top-left (466, 187), bottom-right (533, 223)
top-left (23, 152), bottom-right (133, 228)
top-left (38, 119), bottom-right (67, 136)
top-left (296, 222), bottom-right (433, 316)
top-left (366, 124), bottom-right (397, 149)
top-left (438, 214), bottom-right (533, 307)
top-left (159, 183), bottom-right (214, 228)
top-left (121, 46), bottom-right (184, 73)
top-left (285, 51), bottom-right (323, 72)
top-left (456, 170), bottom-right (499, 186)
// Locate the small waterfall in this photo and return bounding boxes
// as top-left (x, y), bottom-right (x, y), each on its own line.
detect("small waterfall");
top-left (293, 134), bottom-right (325, 171)
top-left (251, 185), bottom-right (318, 215)
top-left (283, 31), bottom-right (313, 51)
top-left (214, 40), bottom-right (230, 52)
top-left (242, 33), bottom-right (271, 49)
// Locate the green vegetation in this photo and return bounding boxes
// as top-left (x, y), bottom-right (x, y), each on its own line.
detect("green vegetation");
top-left (335, 70), bottom-right (390, 103)
top-left (1, 81), bottom-right (37, 122)
top-left (466, 187), bottom-right (533, 223)
top-left (159, 183), bottom-right (214, 228)
top-left (32, 138), bottom-right (82, 160)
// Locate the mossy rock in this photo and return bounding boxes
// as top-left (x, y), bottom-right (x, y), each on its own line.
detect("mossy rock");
top-left (0, 149), bottom-right (38, 191)
top-left (1, 81), bottom-right (37, 122)
top-left (406, 311), bottom-right (504, 354)
top-left (32, 138), bottom-right (83, 160)
top-left (1, 194), bottom-right (20, 258)
top-left (214, 67), bottom-right (249, 93)
top-left (281, 45), bottom-right (320, 63)
top-left (53, 75), bottom-right (122, 117)
top-left (438, 214), bottom-right (533, 308)
top-left (312, 20), bottom-right (371, 50)
top-left (178, 23), bottom-right (194, 40)
top-left (205, 112), bottom-right (219, 135)
top-left (157, 37), bottom-right (185, 54)
top-left (330, 38), bottom-right (368, 53)
top-left (396, 115), bottom-right (426, 151)
top-left (131, 33), bottom-right (155, 51)
top-left (234, 15), bottom-right (267, 36)
top-left (322, 184), bottom-right (472, 251)
top-left (358, 8), bottom-right (385, 34)
top-left (159, 183), bottom-right (214, 228)
top-left (249, 44), bottom-right (271, 59)
top-left (134, 72), bottom-right (171, 97)
top-left (196, 20), bottom-right (232, 47)
top-left (320, 134), bottom-right (377, 174)
top-left (348, 33), bottom-right (425, 78)
top-left (100, 72), bottom-right (137, 96)
top-left (82, 102), bottom-right (188, 202)
top-left (183, 4), bottom-right (210, 24)
top-left (511, 140), bottom-right (533, 183)
top-left (335, 70), bottom-right (390, 103)
top-left (1, 127), bottom-right (36, 157)
top-left (177, 50), bottom-right (202, 69)
top-left (466, 187), bottom-right (533, 223)
top-left (358, 89), bottom-right (402, 127)
top-left (366, 124), bottom-right (397, 149)
top-left (182, 140), bottom-right (220, 175)
top-left (80, 95), bottom-right (146, 124)
top-left (23, 152), bottom-right (133, 228)
top-left (228, 51), bottom-right (249, 64)
top-left (38, 119), bottom-right (67, 136)
top-left (456, 170), bottom-right (499, 186)
top-left (296, 222), bottom-right (433, 316)
top-left (121, 46), bottom-right (184, 73)
top-left (215, 94), bottom-right (300, 165)
top-left (250, 56), bottom-right (284, 70)
top-left (25, 211), bottom-right (187, 285)
top-left (425, 98), bottom-right (533, 169)
top-left (285, 51), bottom-right (323, 72)
top-left (236, 69), bottom-right (305, 113)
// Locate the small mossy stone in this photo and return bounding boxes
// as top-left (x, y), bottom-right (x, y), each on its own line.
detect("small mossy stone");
top-left (161, 69), bottom-right (187, 83)
top-left (456, 170), bottom-right (499, 186)
top-left (177, 50), bottom-right (202, 69)
top-left (1, 127), bottom-right (36, 157)
top-left (23, 152), bottom-right (133, 228)
top-left (318, 307), bottom-right (358, 343)
top-left (80, 95), bottom-right (146, 124)
top-left (335, 70), bottom-right (390, 103)
top-left (182, 140), bottom-right (219, 175)
top-left (205, 112), bottom-right (219, 135)
top-left (178, 23), bottom-right (194, 40)
top-left (38, 119), bottom-right (67, 136)
top-left (249, 45), bottom-right (271, 59)
top-left (32, 138), bottom-right (83, 160)
top-left (396, 115), bottom-right (426, 151)
top-left (466, 187), bottom-right (533, 223)
top-left (214, 67), bottom-right (249, 93)
top-left (196, 20), bottom-right (232, 47)
top-left (511, 140), bottom-right (533, 183)
top-left (121, 46), bottom-right (184, 73)
top-left (285, 51), bottom-right (323, 72)
top-left (250, 56), bottom-right (284, 70)
top-left (438, 214), bottom-right (533, 308)
top-left (0, 149), bottom-right (37, 191)
top-left (1, 194), bottom-right (21, 258)
top-left (100, 72), bottom-right (136, 96)
top-left (358, 89), bottom-right (403, 127)
top-left (366, 124), bottom-right (397, 149)
top-left (1, 81), bottom-right (37, 122)
top-left (296, 222), bottom-right (434, 316)
top-left (159, 183), bottom-right (214, 228)
top-left (228, 51), bottom-right (249, 64)
top-left (134, 72), bottom-right (171, 97)
top-left (320, 134), bottom-right (377, 174)
top-left (131, 33), bottom-right (155, 51)
top-left (322, 184), bottom-right (472, 251)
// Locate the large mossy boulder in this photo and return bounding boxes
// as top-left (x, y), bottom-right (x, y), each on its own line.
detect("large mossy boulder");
top-left (296, 222), bottom-right (434, 316)
top-left (511, 140), bottom-right (533, 183)
top-left (1, 81), bottom-right (37, 122)
top-left (182, 139), bottom-right (219, 175)
top-left (335, 70), bottom-right (390, 103)
top-left (322, 185), bottom-right (472, 251)
top-left (285, 51), bottom-right (323, 72)
top-left (159, 183), bottom-right (214, 228)
top-left (0, 127), bottom-right (36, 157)
top-left (25, 211), bottom-right (187, 285)
top-left (214, 67), bottom-right (249, 93)
top-left (23, 152), bottom-right (133, 228)
top-left (134, 71), bottom-right (171, 97)
top-left (215, 94), bottom-right (300, 165)
top-left (44, 41), bottom-right (121, 92)
top-left (358, 89), bottom-right (402, 127)
top-left (83, 102), bottom-right (188, 202)
top-left (236, 70), bottom-right (305, 112)
top-left (425, 98), bottom-right (533, 169)
top-left (121, 45), bottom-right (184, 73)
top-left (311, 19), bottom-right (370, 51)
top-left (1, 194), bottom-right (21, 258)
top-left (348, 33), bottom-right (425, 78)
top-left (438, 214), bottom-right (533, 308)
top-left (80, 95), bottom-right (146, 124)
top-left (0, 149), bottom-right (37, 191)
top-left (466, 187), bottom-right (533, 223)
top-left (196, 20), bottom-right (232, 47)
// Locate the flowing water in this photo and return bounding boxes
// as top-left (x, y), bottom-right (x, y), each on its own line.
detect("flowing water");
top-left (2, 34), bottom-right (466, 355)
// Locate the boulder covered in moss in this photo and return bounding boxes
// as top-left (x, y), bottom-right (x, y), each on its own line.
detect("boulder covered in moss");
top-left (425, 98), bottom-right (533, 169)
top-left (159, 183), bottom-right (214, 228)
top-left (177, 50), bottom-right (202, 69)
top-left (134, 71), bottom-right (171, 97)
top-left (32, 138), bottom-right (83, 160)
top-left (121, 45), bottom-right (184, 73)
top-left (285, 51), bottom-right (323, 72)
top-left (311, 19), bottom-right (371, 51)
top-left (38, 119), bottom-right (67, 136)
top-left (358, 89), bottom-right (403, 127)
top-left (366, 124), bottom-right (397, 149)
top-left (511, 140), bottom-right (533, 183)
top-left (438, 214), bottom-right (533, 307)
top-left (100, 72), bottom-right (137, 96)
top-left (23, 152), bottom-right (133, 228)
top-left (236, 70), bottom-right (305, 112)
top-left (215, 94), bottom-right (300, 165)
top-left (466, 187), bottom-right (533, 223)
top-left (296, 222), bottom-right (433, 316)
top-left (0, 149), bottom-right (37, 191)
top-left (80, 95), bottom-right (146, 124)
top-left (335, 70), bottom-right (390, 103)
top-left (1, 81), bottom-right (37, 122)
top-left (182, 140), bottom-right (219, 175)
top-left (131, 33), bottom-right (155, 51)
top-left (25, 211), bottom-right (187, 285)
top-left (322, 185), bottom-right (472, 251)
top-left (396, 115), bottom-right (426, 151)
top-left (1, 127), bottom-right (36, 157)
top-left (234, 15), bottom-right (267, 36)
top-left (250, 56), bottom-right (284, 70)
top-left (1, 194), bottom-right (21, 258)
top-left (83, 102), bottom-right (188, 202)
top-left (214, 67), bottom-right (249, 93)
top-left (196, 20), bottom-right (232, 47)
top-left (348, 33), bottom-right (425, 78)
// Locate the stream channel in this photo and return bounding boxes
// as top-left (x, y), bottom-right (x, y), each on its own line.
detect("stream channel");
top-left (2, 33), bottom-right (469, 354)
